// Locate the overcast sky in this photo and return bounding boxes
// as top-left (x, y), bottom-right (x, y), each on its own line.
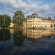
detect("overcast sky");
top-left (0, 0), bottom-right (55, 19)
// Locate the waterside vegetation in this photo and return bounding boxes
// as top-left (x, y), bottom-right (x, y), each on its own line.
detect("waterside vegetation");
top-left (0, 10), bottom-right (26, 29)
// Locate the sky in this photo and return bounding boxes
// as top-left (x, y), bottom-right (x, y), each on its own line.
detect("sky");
top-left (0, 0), bottom-right (55, 19)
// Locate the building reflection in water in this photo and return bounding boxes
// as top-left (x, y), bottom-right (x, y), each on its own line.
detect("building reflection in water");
top-left (0, 29), bottom-right (55, 45)
top-left (22, 29), bottom-right (55, 43)
top-left (10, 29), bottom-right (14, 35)
top-left (0, 29), bottom-right (55, 55)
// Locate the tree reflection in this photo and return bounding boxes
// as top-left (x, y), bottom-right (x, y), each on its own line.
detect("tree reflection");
top-left (0, 29), bottom-right (11, 41)
top-left (13, 29), bottom-right (25, 46)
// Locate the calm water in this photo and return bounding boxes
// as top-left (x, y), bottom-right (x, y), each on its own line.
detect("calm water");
top-left (0, 29), bottom-right (55, 55)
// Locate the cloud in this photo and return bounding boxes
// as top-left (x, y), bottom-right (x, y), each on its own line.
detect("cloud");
top-left (0, 0), bottom-right (55, 18)
top-left (27, 0), bottom-right (31, 2)
top-left (51, 3), bottom-right (55, 12)
top-left (0, 0), bottom-right (27, 8)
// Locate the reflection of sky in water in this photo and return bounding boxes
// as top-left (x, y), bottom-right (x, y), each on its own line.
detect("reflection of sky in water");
top-left (0, 29), bottom-right (55, 55)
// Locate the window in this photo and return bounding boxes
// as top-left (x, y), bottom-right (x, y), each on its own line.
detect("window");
top-left (29, 21), bottom-right (32, 22)
top-left (45, 25), bottom-right (46, 27)
top-left (54, 25), bottom-right (55, 27)
top-left (51, 25), bottom-right (52, 27)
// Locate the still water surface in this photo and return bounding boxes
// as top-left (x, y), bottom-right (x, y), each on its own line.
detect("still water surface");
top-left (0, 29), bottom-right (55, 55)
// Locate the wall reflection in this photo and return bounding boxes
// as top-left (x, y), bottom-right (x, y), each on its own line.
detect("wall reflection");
top-left (0, 29), bottom-right (55, 45)
top-left (10, 29), bottom-right (14, 35)
top-left (22, 29), bottom-right (55, 42)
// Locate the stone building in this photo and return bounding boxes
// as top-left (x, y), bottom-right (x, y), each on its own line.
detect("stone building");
top-left (23, 13), bottom-right (55, 28)
top-left (9, 22), bottom-right (14, 28)
top-left (23, 13), bottom-right (55, 29)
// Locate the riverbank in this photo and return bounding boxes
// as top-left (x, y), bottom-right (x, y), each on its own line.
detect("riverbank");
top-left (0, 27), bottom-right (55, 30)
top-left (0, 27), bottom-right (14, 29)
top-left (22, 27), bottom-right (55, 30)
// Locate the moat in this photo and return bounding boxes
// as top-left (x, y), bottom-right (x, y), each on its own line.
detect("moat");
top-left (0, 29), bottom-right (55, 55)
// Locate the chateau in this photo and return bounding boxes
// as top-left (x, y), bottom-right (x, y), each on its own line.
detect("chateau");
top-left (23, 13), bottom-right (55, 29)
top-left (9, 22), bottom-right (14, 27)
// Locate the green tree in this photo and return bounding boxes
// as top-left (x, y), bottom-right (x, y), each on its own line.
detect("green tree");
top-left (13, 10), bottom-right (25, 28)
top-left (0, 14), bottom-right (11, 28)
top-left (0, 15), bottom-right (2, 27)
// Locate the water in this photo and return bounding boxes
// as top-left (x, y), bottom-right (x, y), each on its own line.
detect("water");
top-left (0, 29), bottom-right (55, 55)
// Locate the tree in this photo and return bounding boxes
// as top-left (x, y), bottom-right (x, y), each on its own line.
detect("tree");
top-left (13, 10), bottom-right (25, 28)
top-left (0, 14), bottom-right (11, 28)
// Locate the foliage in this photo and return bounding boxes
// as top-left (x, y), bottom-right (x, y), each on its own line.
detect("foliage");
top-left (13, 10), bottom-right (26, 28)
top-left (0, 29), bottom-right (11, 41)
top-left (0, 14), bottom-right (11, 28)
top-left (13, 29), bottom-right (25, 46)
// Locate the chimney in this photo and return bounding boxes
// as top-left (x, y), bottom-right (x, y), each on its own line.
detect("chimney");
top-left (32, 13), bottom-right (34, 15)
top-left (48, 16), bottom-right (50, 19)
top-left (34, 13), bottom-right (36, 15)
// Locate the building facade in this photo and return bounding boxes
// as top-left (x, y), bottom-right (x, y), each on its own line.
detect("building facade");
top-left (9, 22), bottom-right (14, 28)
top-left (23, 13), bottom-right (55, 29)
